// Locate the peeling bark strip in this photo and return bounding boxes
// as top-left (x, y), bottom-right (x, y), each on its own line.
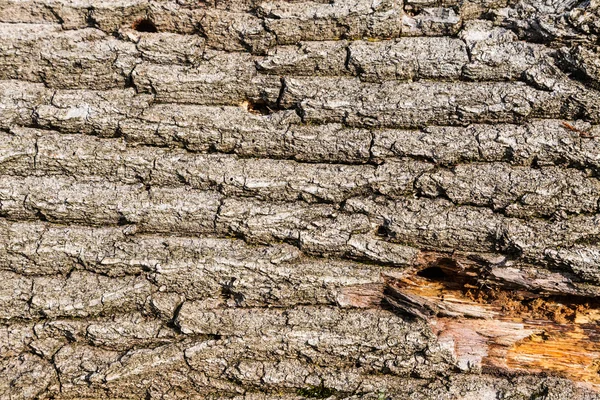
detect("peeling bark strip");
top-left (1, 0), bottom-right (600, 399)
top-left (385, 253), bottom-right (600, 387)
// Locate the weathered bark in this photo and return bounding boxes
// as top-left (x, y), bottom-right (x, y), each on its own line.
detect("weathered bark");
top-left (1, 0), bottom-right (600, 399)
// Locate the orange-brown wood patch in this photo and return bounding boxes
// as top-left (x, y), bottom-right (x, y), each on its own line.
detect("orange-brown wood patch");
top-left (383, 253), bottom-right (600, 388)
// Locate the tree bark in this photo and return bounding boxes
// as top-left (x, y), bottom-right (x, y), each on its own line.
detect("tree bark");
top-left (1, 0), bottom-right (600, 398)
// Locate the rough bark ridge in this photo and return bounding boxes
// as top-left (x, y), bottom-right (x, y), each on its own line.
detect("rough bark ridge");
top-left (1, 0), bottom-right (600, 399)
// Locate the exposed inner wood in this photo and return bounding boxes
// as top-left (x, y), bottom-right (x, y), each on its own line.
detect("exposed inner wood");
top-left (384, 254), bottom-right (600, 388)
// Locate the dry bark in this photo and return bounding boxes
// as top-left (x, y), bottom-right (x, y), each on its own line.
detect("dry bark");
top-left (1, 0), bottom-right (600, 399)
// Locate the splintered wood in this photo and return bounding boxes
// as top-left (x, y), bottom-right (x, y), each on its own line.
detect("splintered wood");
top-left (384, 254), bottom-right (600, 388)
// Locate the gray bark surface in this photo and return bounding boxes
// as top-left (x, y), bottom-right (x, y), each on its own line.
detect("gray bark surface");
top-left (0, 0), bottom-right (600, 399)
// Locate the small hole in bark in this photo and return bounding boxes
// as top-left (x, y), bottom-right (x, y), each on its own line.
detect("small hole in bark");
top-left (36, 210), bottom-right (48, 222)
top-left (417, 266), bottom-right (446, 280)
top-left (376, 224), bottom-right (396, 238)
top-left (85, 12), bottom-right (97, 28)
top-left (242, 100), bottom-right (278, 115)
top-left (132, 18), bottom-right (158, 32)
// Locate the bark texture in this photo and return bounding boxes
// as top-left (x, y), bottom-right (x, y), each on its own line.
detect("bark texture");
top-left (1, 0), bottom-right (600, 399)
